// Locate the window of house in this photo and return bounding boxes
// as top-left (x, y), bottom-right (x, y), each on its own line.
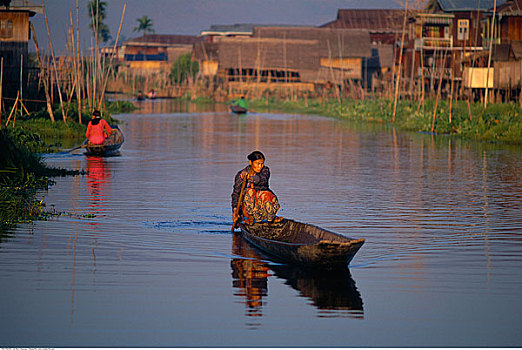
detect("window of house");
top-left (458, 19), bottom-right (469, 41)
top-left (0, 19), bottom-right (13, 38)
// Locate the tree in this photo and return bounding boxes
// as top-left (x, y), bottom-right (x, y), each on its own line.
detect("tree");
top-left (133, 15), bottom-right (155, 35)
top-left (87, 0), bottom-right (111, 43)
top-left (170, 53), bottom-right (199, 84)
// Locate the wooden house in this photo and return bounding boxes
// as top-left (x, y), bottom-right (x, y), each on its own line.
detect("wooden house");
top-left (0, 0), bottom-right (42, 98)
top-left (320, 9), bottom-right (412, 44)
top-left (495, 0), bottom-right (522, 43)
top-left (120, 34), bottom-right (197, 75)
top-left (194, 26), bottom-right (371, 92)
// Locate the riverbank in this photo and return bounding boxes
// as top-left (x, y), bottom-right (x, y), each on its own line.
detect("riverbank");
top-left (0, 128), bottom-right (83, 232)
top-left (246, 97), bottom-right (522, 144)
top-left (0, 100), bottom-right (136, 232)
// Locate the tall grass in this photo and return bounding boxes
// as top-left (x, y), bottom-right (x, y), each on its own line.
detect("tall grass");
top-left (249, 97), bottom-right (522, 144)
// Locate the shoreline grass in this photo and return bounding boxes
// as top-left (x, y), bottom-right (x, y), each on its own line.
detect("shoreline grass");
top-left (246, 97), bottom-right (522, 144)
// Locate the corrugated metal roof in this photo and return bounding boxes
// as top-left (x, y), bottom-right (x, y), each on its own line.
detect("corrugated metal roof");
top-left (437, 0), bottom-right (506, 11)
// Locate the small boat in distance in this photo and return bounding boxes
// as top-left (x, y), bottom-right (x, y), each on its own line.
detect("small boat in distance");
top-left (230, 105), bottom-right (247, 114)
top-left (238, 218), bottom-right (364, 269)
top-left (136, 91), bottom-right (146, 101)
top-left (85, 126), bottom-right (124, 156)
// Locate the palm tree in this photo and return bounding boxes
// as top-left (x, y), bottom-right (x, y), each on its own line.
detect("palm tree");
top-left (87, 0), bottom-right (111, 43)
top-left (133, 15), bottom-right (155, 35)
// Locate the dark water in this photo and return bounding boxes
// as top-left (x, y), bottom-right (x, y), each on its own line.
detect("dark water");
top-left (1, 100), bottom-right (521, 347)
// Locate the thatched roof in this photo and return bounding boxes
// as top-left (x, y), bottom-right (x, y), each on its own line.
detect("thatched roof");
top-left (253, 27), bottom-right (371, 58)
top-left (216, 37), bottom-right (320, 70)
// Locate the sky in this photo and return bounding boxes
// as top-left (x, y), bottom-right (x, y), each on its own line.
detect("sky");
top-left (30, 0), bottom-right (402, 54)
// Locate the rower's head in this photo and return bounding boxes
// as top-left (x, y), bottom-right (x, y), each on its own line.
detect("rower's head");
top-left (247, 151), bottom-right (265, 173)
top-left (92, 110), bottom-right (101, 119)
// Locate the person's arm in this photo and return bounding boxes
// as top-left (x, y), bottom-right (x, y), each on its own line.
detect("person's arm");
top-left (86, 123), bottom-right (92, 139)
top-left (231, 170), bottom-right (244, 210)
top-left (103, 120), bottom-right (112, 136)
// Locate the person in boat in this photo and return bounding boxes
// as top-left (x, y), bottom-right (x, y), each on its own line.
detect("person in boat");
top-left (137, 91), bottom-right (145, 100)
top-left (86, 110), bottom-right (112, 145)
top-left (148, 89), bottom-right (156, 99)
top-left (232, 151), bottom-right (281, 226)
top-left (232, 96), bottom-right (248, 110)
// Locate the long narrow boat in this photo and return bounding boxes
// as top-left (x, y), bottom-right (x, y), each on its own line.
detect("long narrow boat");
top-left (85, 126), bottom-right (124, 156)
top-left (230, 105), bottom-right (247, 114)
top-left (239, 218), bottom-right (364, 269)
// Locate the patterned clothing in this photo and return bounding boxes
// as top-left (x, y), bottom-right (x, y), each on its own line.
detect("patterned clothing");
top-left (232, 165), bottom-right (280, 223)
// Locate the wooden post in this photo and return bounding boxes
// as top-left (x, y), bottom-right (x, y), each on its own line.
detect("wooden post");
top-left (0, 57), bottom-right (3, 125)
top-left (76, 0), bottom-right (81, 123)
top-left (392, 0), bottom-right (408, 122)
top-left (431, 49), bottom-right (447, 132)
top-left (484, 0), bottom-right (497, 109)
top-left (43, 0), bottom-right (66, 122)
top-left (30, 23), bottom-right (55, 122)
top-left (98, 3), bottom-right (126, 110)
top-left (449, 51), bottom-right (455, 124)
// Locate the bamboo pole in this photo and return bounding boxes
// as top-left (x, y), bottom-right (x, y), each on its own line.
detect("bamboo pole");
top-left (449, 51), bottom-right (455, 123)
top-left (417, 44), bottom-right (425, 113)
top-left (0, 57), bottom-right (3, 125)
top-left (30, 23), bottom-right (55, 122)
top-left (6, 91), bottom-right (19, 126)
top-left (76, 0), bottom-right (81, 123)
top-left (431, 49), bottom-right (448, 133)
top-left (484, 0), bottom-right (497, 108)
top-left (392, 0), bottom-right (408, 122)
top-left (43, 0), bottom-right (66, 122)
top-left (98, 3), bottom-right (126, 110)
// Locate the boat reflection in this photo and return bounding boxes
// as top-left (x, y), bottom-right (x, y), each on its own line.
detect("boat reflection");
top-left (231, 233), bottom-right (364, 321)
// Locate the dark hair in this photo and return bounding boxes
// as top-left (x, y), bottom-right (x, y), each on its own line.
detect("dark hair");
top-left (93, 110), bottom-right (101, 118)
top-left (247, 151), bottom-right (265, 162)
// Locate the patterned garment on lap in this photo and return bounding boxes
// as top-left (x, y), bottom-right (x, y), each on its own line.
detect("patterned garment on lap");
top-left (242, 187), bottom-right (280, 223)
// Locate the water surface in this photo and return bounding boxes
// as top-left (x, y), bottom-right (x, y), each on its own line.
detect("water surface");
top-left (1, 101), bottom-right (521, 347)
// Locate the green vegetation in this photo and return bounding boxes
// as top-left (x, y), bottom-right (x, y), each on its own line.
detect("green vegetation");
top-left (7, 100), bottom-right (135, 152)
top-left (0, 128), bottom-right (81, 232)
top-left (133, 15), bottom-right (155, 35)
top-left (0, 99), bottom-right (136, 233)
top-left (87, 0), bottom-right (111, 43)
top-left (248, 97), bottom-right (522, 144)
top-left (170, 53), bottom-right (199, 84)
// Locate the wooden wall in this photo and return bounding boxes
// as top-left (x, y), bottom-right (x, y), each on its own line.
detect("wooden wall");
top-left (0, 11), bottom-right (29, 42)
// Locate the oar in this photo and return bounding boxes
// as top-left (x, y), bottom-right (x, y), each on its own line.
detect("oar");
top-left (65, 139), bottom-right (88, 153)
top-left (231, 174), bottom-right (248, 233)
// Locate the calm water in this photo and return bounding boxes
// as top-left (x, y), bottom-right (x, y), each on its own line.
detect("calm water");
top-left (1, 100), bottom-right (521, 347)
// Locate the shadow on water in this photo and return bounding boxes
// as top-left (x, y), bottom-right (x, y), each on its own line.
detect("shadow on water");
top-left (230, 233), bottom-right (364, 325)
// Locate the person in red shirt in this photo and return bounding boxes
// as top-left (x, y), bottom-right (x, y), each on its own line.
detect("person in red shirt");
top-left (86, 110), bottom-right (112, 145)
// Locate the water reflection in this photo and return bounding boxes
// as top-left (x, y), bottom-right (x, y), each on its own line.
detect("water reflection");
top-left (231, 233), bottom-right (364, 321)
top-left (270, 265), bottom-right (364, 319)
top-left (86, 156), bottom-right (111, 221)
top-left (133, 98), bottom-right (230, 115)
top-left (231, 233), bottom-right (269, 327)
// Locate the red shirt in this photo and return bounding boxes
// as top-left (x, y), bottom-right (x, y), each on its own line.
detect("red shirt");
top-left (86, 118), bottom-right (112, 145)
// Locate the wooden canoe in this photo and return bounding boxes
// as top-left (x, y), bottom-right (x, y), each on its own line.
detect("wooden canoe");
top-left (239, 218), bottom-right (364, 269)
top-left (85, 126), bottom-right (124, 156)
top-left (230, 105), bottom-right (247, 114)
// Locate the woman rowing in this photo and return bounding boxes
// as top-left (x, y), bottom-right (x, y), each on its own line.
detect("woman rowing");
top-left (86, 110), bottom-right (112, 145)
top-left (231, 151), bottom-right (282, 226)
